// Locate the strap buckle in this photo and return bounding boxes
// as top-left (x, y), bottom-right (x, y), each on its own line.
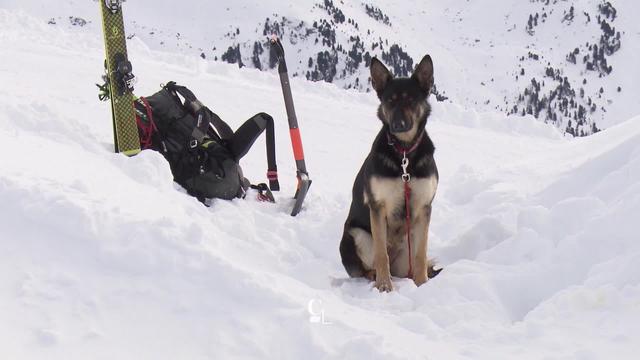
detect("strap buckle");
top-left (251, 183), bottom-right (275, 203)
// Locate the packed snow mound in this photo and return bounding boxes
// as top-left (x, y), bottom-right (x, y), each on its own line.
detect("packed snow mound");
top-left (1, 9), bottom-right (639, 360)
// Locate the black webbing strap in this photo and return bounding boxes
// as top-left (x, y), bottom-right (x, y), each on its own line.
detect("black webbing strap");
top-left (208, 110), bottom-right (234, 140)
top-left (264, 115), bottom-right (279, 191)
top-left (165, 82), bottom-right (214, 144)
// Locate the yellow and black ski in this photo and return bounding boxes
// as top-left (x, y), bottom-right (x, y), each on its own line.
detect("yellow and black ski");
top-left (99, 0), bottom-right (140, 156)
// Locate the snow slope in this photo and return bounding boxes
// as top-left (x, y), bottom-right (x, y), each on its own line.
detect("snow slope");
top-left (1, 8), bottom-right (640, 360)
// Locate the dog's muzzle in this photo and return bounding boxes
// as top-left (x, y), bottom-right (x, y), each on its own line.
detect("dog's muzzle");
top-left (389, 115), bottom-right (413, 133)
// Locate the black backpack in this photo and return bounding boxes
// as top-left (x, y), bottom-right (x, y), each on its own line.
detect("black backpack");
top-left (134, 82), bottom-right (278, 202)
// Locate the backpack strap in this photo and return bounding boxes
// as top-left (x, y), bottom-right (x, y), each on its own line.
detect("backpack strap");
top-left (134, 97), bottom-right (166, 151)
top-left (230, 113), bottom-right (279, 192)
top-left (263, 114), bottom-right (279, 191)
top-left (164, 81), bottom-right (209, 144)
top-left (208, 109), bottom-right (234, 140)
top-left (164, 82), bottom-right (233, 144)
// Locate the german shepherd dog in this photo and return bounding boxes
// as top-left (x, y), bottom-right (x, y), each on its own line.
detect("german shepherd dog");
top-left (339, 55), bottom-right (441, 292)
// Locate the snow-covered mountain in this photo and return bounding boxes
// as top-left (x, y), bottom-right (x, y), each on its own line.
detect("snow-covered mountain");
top-left (5, 0), bottom-right (638, 136)
top-left (1, 2), bottom-right (639, 359)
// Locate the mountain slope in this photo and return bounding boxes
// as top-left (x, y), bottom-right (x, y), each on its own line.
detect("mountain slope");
top-left (1, 7), bottom-right (639, 360)
top-left (4, 0), bottom-right (638, 136)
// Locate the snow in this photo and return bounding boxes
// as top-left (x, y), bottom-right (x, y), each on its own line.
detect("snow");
top-left (1, 6), bottom-right (640, 360)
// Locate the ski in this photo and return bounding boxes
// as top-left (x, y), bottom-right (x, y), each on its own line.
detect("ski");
top-left (99, 0), bottom-right (140, 156)
top-left (269, 36), bottom-right (312, 217)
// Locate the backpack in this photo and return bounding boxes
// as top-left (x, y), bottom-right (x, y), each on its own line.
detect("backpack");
top-left (134, 82), bottom-right (278, 202)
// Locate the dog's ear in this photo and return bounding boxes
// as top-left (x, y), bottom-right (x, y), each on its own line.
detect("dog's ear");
top-left (370, 57), bottom-right (392, 94)
top-left (412, 55), bottom-right (434, 94)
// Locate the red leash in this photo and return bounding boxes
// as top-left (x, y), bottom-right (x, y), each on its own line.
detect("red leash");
top-left (400, 150), bottom-right (414, 279)
top-left (404, 179), bottom-right (413, 278)
top-left (388, 130), bottom-right (426, 279)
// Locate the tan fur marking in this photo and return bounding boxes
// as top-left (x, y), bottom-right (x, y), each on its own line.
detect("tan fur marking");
top-left (409, 176), bottom-right (438, 208)
top-left (411, 206), bottom-right (432, 286)
top-left (369, 203), bottom-right (393, 292)
top-left (370, 177), bottom-right (405, 215)
top-left (394, 127), bottom-right (417, 144)
top-left (370, 175), bottom-right (437, 215)
top-left (369, 175), bottom-right (438, 282)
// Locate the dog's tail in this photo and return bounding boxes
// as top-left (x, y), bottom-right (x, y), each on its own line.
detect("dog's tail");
top-left (339, 229), bottom-right (367, 278)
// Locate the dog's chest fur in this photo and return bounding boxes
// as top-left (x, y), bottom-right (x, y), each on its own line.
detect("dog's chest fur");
top-left (366, 175), bottom-right (438, 247)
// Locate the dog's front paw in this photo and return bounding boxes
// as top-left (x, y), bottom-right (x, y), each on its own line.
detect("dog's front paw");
top-left (413, 273), bottom-right (428, 287)
top-left (375, 276), bottom-right (394, 292)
